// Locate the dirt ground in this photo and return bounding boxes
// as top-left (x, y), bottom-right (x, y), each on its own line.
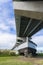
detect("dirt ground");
top-left (16, 56), bottom-right (43, 65)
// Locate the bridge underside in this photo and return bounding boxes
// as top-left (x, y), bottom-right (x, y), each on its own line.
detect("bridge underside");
top-left (12, 1), bottom-right (43, 50)
top-left (14, 2), bottom-right (43, 37)
top-left (16, 16), bottom-right (43, 37)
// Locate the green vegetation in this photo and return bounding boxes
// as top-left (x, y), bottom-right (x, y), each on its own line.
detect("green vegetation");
top-left (0, 50), bottom-right (43, 65)
top-left (37, 53), bottom-right (43, 56)
top-left (0, 50), bottom-right (19, 57)
top-left (0, 56), bottom-right (32, 65)
top-left (0, 50), bottom-right (32, 65)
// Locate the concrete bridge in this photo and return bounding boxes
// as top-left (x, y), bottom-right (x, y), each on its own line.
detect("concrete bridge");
top-left (12, 1), bottom-right (43, 55)
top-left (13, 1), bottom-right (43, 37)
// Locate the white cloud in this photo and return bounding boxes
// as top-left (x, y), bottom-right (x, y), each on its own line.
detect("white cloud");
top-left (7, 19), bottom-right (16, 30)
top-left (0, 1), bottom-right (16, 33)
top-left (0, 0), bottom-right (16, 49)
top-left (0, 19), bottom-right (16, 32)
top-left (0, 0), bottom-right (11, 3)
top-left (32, 36), bottom-right (43, 44)
top-left (31, 36), bottom-right (43, 52)
top-left (0, 33), bottom-right (16, 49)
top-left (31, 36), bottom-right (43, 49)
top-left (0, 23), bottom-right (9, 30)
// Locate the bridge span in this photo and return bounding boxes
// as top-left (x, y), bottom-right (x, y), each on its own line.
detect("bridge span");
top-left (12, 1), bottom-right (43, 55)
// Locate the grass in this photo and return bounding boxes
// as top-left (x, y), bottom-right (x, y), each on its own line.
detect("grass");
top-left (0, 55), bottom-right (43, 65)
top-left (0, 56), bottom-right (32, 65)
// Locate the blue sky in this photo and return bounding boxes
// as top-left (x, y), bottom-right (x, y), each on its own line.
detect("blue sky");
top-left (0, 0), bottom-right (16, 34)
top-left (0, 0), bottom-right (16, 49)
top-left (0, 0), bottom-right (43, 51)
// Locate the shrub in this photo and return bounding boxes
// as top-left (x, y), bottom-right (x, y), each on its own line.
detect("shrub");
top-left (9, 51), bottom-right (16, 56)
top-left (0, 50), bottom-right (19, 57)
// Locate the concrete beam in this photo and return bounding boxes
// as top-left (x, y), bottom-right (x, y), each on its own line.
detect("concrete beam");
top-left (28, 20), bottom-right (42, 36)
top-left (23, 19), bottom-right (32, 35)
top-left (13, 2), bottom-right (43, 20)
top-left (15, 15), bottom-right (21, 36)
